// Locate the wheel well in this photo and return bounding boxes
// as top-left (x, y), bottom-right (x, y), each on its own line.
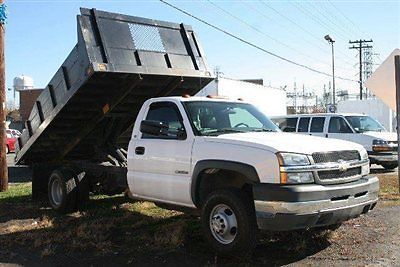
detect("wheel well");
top-left (196, 169), bottom-right (254, 208)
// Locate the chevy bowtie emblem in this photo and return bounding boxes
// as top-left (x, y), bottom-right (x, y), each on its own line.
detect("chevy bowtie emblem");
top-left (337, 160), bottom-right (348, 172)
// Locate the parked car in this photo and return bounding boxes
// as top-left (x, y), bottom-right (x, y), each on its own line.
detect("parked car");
top-left (271, 113), bottom-right (398, 170)
top-left (6, 131), bottom-right (17, 153)
top-left (7, 129), bottom-right (21, 137)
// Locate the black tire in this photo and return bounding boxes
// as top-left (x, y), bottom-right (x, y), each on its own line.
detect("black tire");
top-left (48, 169), bottom-right (78, 213)
top-left (6, 145), bottom-right (9, 154)
top-left (201, 189), bottom-right (257, 256)
top-left (381, 163), bottom-right (398, 170)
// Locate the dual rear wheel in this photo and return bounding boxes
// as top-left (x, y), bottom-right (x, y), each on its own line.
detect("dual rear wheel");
top-left (48, 169), bottom-right (89, 213)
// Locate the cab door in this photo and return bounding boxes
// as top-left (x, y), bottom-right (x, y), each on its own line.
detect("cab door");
top-left (127, 101), bottom-right (195, 207)
top-left (326, 116), bottom-right (358, 143)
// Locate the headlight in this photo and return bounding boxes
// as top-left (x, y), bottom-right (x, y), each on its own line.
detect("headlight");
top-left (373, 139), bottom-right (388, 146)
top-left (360, 149), bottom-right (369, 160)
top-left (280, 172), bottom-right (314, 184)
top-left (277, 152), bottom-right (310, 166)
top-left (372, 139), bottom-right (392, 152)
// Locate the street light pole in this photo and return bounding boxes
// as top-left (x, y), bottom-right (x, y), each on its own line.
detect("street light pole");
top-left (325, 35), bottom-right (336, 112)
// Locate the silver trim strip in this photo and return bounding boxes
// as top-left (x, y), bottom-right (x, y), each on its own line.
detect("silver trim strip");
top-left (280, 159), bottom-right (369, 173)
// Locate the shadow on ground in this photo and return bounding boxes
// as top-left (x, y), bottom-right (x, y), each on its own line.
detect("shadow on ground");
top-left (0, 189), bottom-right (331, 266)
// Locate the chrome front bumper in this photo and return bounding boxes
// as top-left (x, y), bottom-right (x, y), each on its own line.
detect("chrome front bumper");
top-left (368, 152), bottom-right (398, 164)
top-left (253, 176), bottom-right (379, 231)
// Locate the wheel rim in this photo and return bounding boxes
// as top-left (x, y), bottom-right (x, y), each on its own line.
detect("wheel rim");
top-left (51, 179), bottom-right (63, 206)
top-left (209, 204), bottom-right (238, 244)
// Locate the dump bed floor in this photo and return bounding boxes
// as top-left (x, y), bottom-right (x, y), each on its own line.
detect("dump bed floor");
top-left (16, 8), bottom-right (213, 164)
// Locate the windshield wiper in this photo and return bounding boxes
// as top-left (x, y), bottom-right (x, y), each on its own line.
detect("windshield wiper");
top-left (251, 128), bottom-right (276, 132)
top-left (204, 128), bottom-right (245, 136)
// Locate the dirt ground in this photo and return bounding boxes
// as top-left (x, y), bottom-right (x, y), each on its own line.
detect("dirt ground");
top-left (1, 156), bottom-right (399, 266)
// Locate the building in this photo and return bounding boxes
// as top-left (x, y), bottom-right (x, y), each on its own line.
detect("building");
top-left (197, 77), bottom-right (287, 116)
top-left (337, 98), bottom-right (396, 132)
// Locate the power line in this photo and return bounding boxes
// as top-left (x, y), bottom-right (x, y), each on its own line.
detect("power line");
top-left (319, 0), bottom-right (361, 38)
top-left (205, 0), bottom-right (337, 69)
top-left (307, 1), bottom-right (355, 40)
top-left (159, 0), bottom-right (358, 82)
top-left (291, 1), bottom-right (350, 42)
top-left (255, 0), bottom-right (355, 67)
top-left (326, 0), bottom-right (368, 37)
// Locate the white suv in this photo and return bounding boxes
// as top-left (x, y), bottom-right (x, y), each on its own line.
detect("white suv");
top-left (272, 113), bottom-right (398, 170)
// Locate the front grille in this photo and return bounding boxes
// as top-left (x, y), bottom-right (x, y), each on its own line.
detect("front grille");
top-left (318, 167), bottom-right (361, 180)
top-left (312, 150), bottom-right (360, 164)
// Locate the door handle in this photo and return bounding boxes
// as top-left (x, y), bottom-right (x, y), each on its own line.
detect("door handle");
top-left (135, 146), bottom-right (145, 155)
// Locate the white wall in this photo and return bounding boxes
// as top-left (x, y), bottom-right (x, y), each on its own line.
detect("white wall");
top-left (337, 98), bottom-right (396, 132)
top-left (197, 78), bottom-right (287, 116)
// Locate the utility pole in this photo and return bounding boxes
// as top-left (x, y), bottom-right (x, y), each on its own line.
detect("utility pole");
top-left (349, 39), bottom-right (373, 100)
top-left (0, 0), bottom-right (7, 191)
top-left (395, 55), bottom-right (400, 193)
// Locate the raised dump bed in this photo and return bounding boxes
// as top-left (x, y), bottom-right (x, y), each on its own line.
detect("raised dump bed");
top-left (16, 8), bottom-right (213, 165)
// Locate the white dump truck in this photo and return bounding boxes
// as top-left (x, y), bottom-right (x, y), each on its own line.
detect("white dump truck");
top-left (15, 8), bottom-right (379, 255)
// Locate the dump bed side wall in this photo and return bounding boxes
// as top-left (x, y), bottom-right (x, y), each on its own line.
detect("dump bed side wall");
top-left (16, 8), bottom-right (213, 164)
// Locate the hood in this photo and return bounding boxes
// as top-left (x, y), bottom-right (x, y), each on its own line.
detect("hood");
top-left (205, 132), bottom-right (364, 155)
top-left (361, 131), bottom-right (397, 141)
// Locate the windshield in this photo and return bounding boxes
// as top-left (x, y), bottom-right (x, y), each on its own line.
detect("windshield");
top-left (345, 116), bottom-right (385, 132)
top-left (183, 101), bottom-right (280, 136)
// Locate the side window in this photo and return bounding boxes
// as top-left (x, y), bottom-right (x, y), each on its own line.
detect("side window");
top-left (280, 117), bottom-right (297, 132)
top-left (143, 102), bottom-right (185, 139)
top-left (329, 117), bottom-right (353, 133)
top-left (310, 117), bottom-right (325, 133)
top-left (298, 117), bottom-right (310, 132)
top-left (271, 117), bottom-right (297, 132)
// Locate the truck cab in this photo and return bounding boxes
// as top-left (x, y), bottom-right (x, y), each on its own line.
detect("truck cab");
top-left (272, 113), bottom-right (398, 170)
top-left (127, 97), bottom-right (379, 254)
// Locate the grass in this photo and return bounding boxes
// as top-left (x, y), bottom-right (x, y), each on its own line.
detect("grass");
top-left (378, 173), bottom-right (400, 202)
top-left (0, 174), bottom-right (399, 265)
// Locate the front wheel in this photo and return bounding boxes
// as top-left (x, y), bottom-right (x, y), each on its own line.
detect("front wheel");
top-left (6, 145), bottom-right (9, 154)
top-left (381, 163), bottom-right (398, 170)
top-left (201, 189), bottom-right (257, 255)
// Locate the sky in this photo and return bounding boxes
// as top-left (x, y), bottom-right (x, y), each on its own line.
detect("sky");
top-left (4, 0), bottom-right (400, 106)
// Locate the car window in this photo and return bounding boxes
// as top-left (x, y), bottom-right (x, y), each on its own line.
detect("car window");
top-left (329, 117), bottom-right (353, 133)
top-left (273, 117), bottom-right (297, 132)
top-left (310, 117), bottom-right (325, 132)
top-left (143, 102), bottom-right (185, 139)
top-left (298, 117), bottom-right (310, 132)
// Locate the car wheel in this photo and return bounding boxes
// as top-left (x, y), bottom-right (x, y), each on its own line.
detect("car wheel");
top-left (381, 163), bottom-right (398, 170)
top-left (6, 145), bottom-right (9, 154)
top-left (201, 188), bottom-right (257, 256)
top-left (48, 169), bottom-right (78, 213)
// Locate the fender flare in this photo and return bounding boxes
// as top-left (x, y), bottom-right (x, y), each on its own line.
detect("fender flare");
top-left (191, 160), bottom-right (260, 206)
